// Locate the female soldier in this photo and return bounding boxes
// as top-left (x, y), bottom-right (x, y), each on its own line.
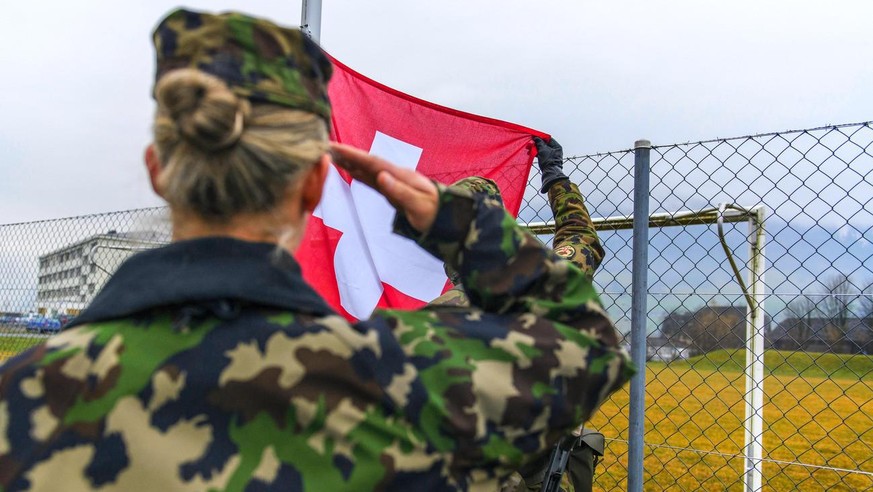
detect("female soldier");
top-left (0, 8), bottom-right (632, 491)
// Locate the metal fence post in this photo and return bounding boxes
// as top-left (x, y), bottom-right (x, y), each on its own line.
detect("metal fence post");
top-left (744, 206), bottom-right (767, 492)
top-left (300, 0), bottom-right (322, 42)
top-left (628, 139), bottom-right (652, 492)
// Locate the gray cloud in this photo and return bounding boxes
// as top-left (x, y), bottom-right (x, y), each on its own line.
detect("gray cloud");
top-left (1, 0), bottom-right (871, 223)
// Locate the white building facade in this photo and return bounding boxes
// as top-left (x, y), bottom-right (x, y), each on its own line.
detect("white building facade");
top-left (36, 230), bottom-right (167, 316)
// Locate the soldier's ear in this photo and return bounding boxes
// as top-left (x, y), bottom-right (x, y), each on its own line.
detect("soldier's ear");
top-left (144, 145), bottom-right (165, 198)
top-left (300, 153), bottom-right (330, 213)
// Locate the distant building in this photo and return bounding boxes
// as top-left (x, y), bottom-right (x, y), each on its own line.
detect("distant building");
top-left (36, 230), bottom-right (168, 316)
top-left (659, 304), bottom-right (772, 355)
top-left (646, 335), bottom-right (693, 362)
top-left (768, 317), bottom-right (873, 355)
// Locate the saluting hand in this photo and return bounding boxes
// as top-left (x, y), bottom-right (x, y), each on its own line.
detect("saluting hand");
top-left (330, 143), bottom-right (439, 233)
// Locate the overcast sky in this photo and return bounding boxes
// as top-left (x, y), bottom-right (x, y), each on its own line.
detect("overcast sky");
top-left (1, 0), bottom-right (871, 224)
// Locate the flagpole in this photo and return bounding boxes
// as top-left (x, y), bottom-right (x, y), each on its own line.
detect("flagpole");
top-left (300, 0), bottom-right (322, 42)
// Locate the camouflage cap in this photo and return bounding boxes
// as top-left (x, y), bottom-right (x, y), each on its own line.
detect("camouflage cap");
top-left (450, 176), bottom-right (504, 206)
top-left (152, 8), bottom-right (332, 122)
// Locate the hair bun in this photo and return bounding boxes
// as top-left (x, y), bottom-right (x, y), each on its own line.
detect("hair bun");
top-left (155, 69), bottom-right (250, 152)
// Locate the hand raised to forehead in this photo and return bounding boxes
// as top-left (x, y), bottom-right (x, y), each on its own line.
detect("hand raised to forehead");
top-left (330, 143), bottom-right (439, 233)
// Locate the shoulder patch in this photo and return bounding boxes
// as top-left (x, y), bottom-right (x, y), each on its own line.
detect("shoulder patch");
top-left (554, 245), bottom-right (574, 258)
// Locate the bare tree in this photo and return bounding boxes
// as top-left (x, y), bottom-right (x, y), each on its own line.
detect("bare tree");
top-left (819, 273), bottom-right (858, 345)
top-left (860, 280), bottom-right (873, 353)
top-left (785, 296), bottom-right (817, 350)
top-left (658, 305), bottom-right (745, 354)
top-left (687, 306), bottom-right (745, 353)
top-left (787, 297), bottom-right (817, 319)
top-left (860, 280), bottom-right (873, 321)
top-left (660, 307), bottom-right (692, 340)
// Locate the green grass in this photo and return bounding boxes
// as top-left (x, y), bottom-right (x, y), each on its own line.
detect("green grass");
top-left (653, 349), bottom-right (873, 381)
top-left (0, 336), bottom-right (46, 360)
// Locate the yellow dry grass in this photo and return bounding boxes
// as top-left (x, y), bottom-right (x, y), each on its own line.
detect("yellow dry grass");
top-left (588, 365), bottom-right (873, 491)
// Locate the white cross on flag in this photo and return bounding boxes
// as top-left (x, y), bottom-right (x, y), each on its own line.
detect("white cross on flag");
top-left (295, 56), bottom-right (548, 320)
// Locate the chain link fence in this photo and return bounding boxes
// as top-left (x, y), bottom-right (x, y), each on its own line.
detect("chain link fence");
top-left (0, 210), bottom-right (170, 358)
top-left (2, 121), bottom-right (872, 490)
top-left (521, 121), bottom-right (873, 491)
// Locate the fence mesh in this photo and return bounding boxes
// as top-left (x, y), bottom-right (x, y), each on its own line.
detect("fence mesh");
top-left (0, 210), bottom-right (170, 358)
top-left (2, 121), bottom-right (872, 490)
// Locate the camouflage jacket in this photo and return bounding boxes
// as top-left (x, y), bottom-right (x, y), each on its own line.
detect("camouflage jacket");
top-left (0, 186), bottom-right (632, 491)
top-left (432, 179), bottom-right (604, 307)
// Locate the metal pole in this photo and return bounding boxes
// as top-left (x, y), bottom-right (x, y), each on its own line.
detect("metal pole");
top-left (523, 204), bottom-right (754, 235)
top-left (300, 0), bottom-right (323, 42)
top-left (744, 206), bottom-right (767, 492)
top-left (628, 139), bottom-right (651, 492)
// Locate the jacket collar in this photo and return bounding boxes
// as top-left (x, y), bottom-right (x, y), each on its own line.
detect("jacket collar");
top-left (69, 237), bottom-right (334, 328)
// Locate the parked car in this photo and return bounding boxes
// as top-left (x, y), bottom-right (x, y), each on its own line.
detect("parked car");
top-left (44, 317), bottom-right (63, 333)
top-left (14, 313), bottom-right (39, 328)
top-left (25, 316), bottom-right (62, 334)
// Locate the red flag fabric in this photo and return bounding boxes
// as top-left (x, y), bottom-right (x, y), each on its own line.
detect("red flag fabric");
top-left (295, 56), bottom-right (548, 320)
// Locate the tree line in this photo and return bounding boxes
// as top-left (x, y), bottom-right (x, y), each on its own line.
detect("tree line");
top-left (657, 273), bottom-right (873, 355)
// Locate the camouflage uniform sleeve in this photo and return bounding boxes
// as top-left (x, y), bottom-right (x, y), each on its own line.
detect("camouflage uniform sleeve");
top-left (397, 183), bottom-right (602, 317)
top-left (548, 180), bottom-right (604, 279)
top-left (385, 184), bottom-right (633, 480)
top-left (429, 285), bottom-right (470, 307)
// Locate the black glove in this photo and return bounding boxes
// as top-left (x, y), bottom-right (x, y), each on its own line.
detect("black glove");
top-left (533, 136), bottom-right (568, 193)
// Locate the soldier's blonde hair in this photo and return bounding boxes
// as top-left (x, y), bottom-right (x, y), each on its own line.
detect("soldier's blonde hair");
top-left (152, 69), bottom-right (329, 222)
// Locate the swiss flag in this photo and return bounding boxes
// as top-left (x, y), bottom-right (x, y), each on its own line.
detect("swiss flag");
top-left (295, 56), bottom-right (548, 320)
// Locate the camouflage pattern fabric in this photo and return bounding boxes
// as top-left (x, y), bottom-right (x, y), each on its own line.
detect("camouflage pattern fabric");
top-left (430, 285), bottom-right (470, 307)
top-left (153, 8), bottom-right (333, 122)
top-left (433, 178), bottom-right (604, 307)
top-left (518, 179), bottom-right (606, 492)
top-left (498, 430), bottom-right (604, 492)
top-left (449, 177), bottom-right (504, 207)
top-left (0, 185), bottom-right (633, 491)
top-left (442, 176), bottom-right (505, 286)
top-left (431, 177), bottom-right (607, 492)
top-left (548, 180), bottom-right (604, 281)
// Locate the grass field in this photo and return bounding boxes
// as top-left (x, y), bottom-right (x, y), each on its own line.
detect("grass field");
top-left (0, 335), bottom-right (46, 362)
top-left (0, 340), bottom-right (870, 491)
top-left (589, 350), bottom-right (873, 491)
